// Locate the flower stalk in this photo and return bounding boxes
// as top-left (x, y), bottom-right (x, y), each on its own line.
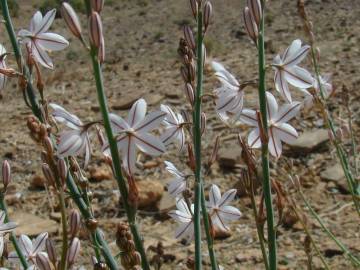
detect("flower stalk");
top-left (257, 2), bottom-right (277, 269)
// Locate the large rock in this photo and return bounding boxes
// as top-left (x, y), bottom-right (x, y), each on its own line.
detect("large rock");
top-left (12, 212), bottom-right (58, 236)
top-left (217, 143), bottom-right (242, 169)
top-left (320, 163), bottom-right (344, 182)
top-left (288, 129), bottom-right (329, 153)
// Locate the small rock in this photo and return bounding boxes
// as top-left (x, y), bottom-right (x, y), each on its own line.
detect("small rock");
top-left (13, 212), bottom-right (58, 236)
top-left (31, 175), bottom-right (46, 189)
top-left (156, 192), bottom-right (175, 215)
top-left (217, 143), bottom-right (241, 169)
top-left (214, 228), bottom-right (231, 239)
top-left (320, 163), bottom-right (344, 182)
top-left (137, 180), bottom-right (164, 209)
top-left (111, 93), bottom-right (141, 110)
top-left (89, 166), bottom-right (113, 182)
top-left (288, 129), bottom-right (329, 153)
top-left (146, 93), bottom-right (163, 106)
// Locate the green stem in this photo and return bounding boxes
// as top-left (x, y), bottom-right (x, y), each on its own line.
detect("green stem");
top-left (257, 4), bottom-right (277, 269)
top-left (0, 195), bottom-right (29, 269)
top-left (310, 47), bottom-right (360, 216)
top-left (193, 9), bottom-right (205, 270)
top-left (58, 189), bottom-right (68, 270)
top-left (298, 188), bottom-right (360, 266)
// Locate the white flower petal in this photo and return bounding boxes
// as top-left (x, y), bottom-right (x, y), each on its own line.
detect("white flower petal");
top-left (37, 33), bottom-right (69, 51)
top-left (284, 66), bottom-right (314, 89)
top-left (240, 109), bottom-right (258, 127)
top-left (168, 210), bottom-right (192, 223)
top-left (274, 70), bottom-right (292, 103)
top-left (57, 130), bottom-right (85, 157)
top-left (49, 103), bottom-right (82, 129)
top-left (174, 221), bottom-right (193, 240)
top-left (209, 185), bottom-right (221, 207)
top-left (265, 92), bottom-right (278, 120)
top-left (134, 133), bottom-right (166, 156)
top-left (218, 189), bottom-right (237, 208)
top-left (248, 128), bottom-right (261, 148)
top-left (218, 205), bottom-right (242, 221)
top-left (121, 136), bottom-right (137, 175)
top-left (134, 110), bottom-right (166, 132)
top-left (167, 178), bottom-right (186, 197)
top-left (274, 102), bottom-right (301, 124)
top-left (30, 11), bottom-right (43, 33)
top-left (32, 232), bottom-right (48, 254)
top-left (283, 43), bottom-right (310, 67)
top-left (268, 128), bottom-right (282, 158)
top-left (212, 61), bottom-right (239, 88)
top-left (211, 211), bottom-right (229, 231)
top-left (109, 113), bottom-right (129, 133)
top-left (127, 99), bottom-right (147, 127)
top-left (31, 41), bottom-right (53, 69)
top-left (274, 123), bottom-right (298, 144)
top-left (164, 161), bottom-right (184, 178)
top-left (35, 9), bottom-right (56, 34)
top-left (18, 234), bottom-right (33, 257)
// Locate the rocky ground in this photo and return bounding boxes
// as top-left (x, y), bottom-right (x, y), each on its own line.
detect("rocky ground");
top-left (0, 0), bottom-right (359, 269)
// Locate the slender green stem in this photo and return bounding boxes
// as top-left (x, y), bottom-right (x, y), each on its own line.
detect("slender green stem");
top-left (257, 4), bottom-right (277, 269)
top-left (298, 188), bottom-right (360, 266)
top-left (58, 189), bottom-right (68, 270)
top-left (192, 9), bottom-right (205, 270)
top-left (0, 195), bottom-right (29, 269)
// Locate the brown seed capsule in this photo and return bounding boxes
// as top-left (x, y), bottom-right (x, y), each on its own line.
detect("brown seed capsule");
top-left (183, 26), bottom-right (196, 51)
top-left (88, 12), bottom-right (103, 48)
top-left (46, 238), bottom-right (57, 266)
top-left (203, 1), bottom-right (212, 33)
top-left (61, 2), bottom-right (82, 39)
top-left (36, 252), bottom-right (52, 270)
top-left (69, 209), bottom-right (81, 238)
top-left (86, 218), bottom-right (98, 232)
top-left (247, 0), bottom-right (262, 26)
top-left (66, 237), bottom-right (81, 266)
top-left (91, 0), bottom-right (104, 13)
top-left (184, 83), bottom-right (195, 106)
top-left (2, 160), bottom-right (11, 189)
top-left (243, 7), bottom-right (258, 44)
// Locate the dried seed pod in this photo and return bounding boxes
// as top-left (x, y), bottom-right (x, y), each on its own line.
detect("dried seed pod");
top-left (91, 0), bottom-right (104, 13)
top-left (36, 252), bottom-right (52, 270)
top-left (61, 2), bottom-right (82, 39)
top-left (189, 0), bottom-right (198, 19)
top-left (203, 1), bottom-right (212, 33)
top-left (184, 83), bottom-right (195, 106)
top-left (46, 238), bottom-right (57, 266)
top-left (42, 163), bottom-right (56, 187)
top-left (67, 237), bottom-right (81, 266)
top-left (183, 26), bottom-right (196, 50)
top-left (69, 209), bottom-right (81, 238)
top-left (2, 160), bottom-right (11, 189)
top-left (247, 0), bottom-right (262, 26)
top-left (88, 12), bottom-right (103, 48)
top-left (243, 7), bottom-right (258, 44)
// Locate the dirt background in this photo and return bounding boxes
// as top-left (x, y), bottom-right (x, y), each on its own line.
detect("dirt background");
top-left (0, 0), bottom-right (359, 269)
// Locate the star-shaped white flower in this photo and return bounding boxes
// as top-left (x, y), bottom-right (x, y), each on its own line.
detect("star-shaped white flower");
top-left (50, 103), bottom-right (91, 167)
top-left (206, 185), bottom-right (242, 231)
top-left (0, 44), bottom-right (7, 91)
top-left (18, 9), bottom-right (69, 69)
top-left (300, 74), bottom-right (333, 109)
top-left (108, 99), bottom-right (166, 175)
top-left (0, 210), bottom-right (17, 258)
top-left (8, 232), bottom-right (48, 268)
top-left (240, 92), bottom-right (301, 158)
top-left (160, 105), bottom-right (186, 152)
top-left (212, 61), bottom-right (244, 122)
top-left (168, 198), bottom-right (194, 240)
top-left (272, 39), bottom-right (314, 103)
top-left (164, 161), bottom-right (187, 197)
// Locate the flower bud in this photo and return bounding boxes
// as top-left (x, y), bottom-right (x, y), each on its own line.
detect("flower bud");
top-left (46, 238), bottom-right (57, 266)
top-left (43, 137), bottom-right (53, 157)
top-left (36, 252), bottom-right (52, 270)
top-left (188, 62), bottom-right (196, 82)
top-left (203, 1), bottom-right (212, 33)
top-left (67, 237), bottom-right (81, 266)
top-left (180, 66), bottom-right (190, 83)
top-left (189, 0), bottom-right (198, 19)
top-left (61, 3), bottom-right (82, 39)
top-left (183, 26), bottom-right (195, 51)
top-left (57, 158), bottom-right (67, 185)
top-left (243, 7), bottom-right (258, 44)
top-left (2, 160), bottom-right (11, 189)
top-left (201, 112), bottom-right (206, 136)
top-left (42, 163), bottom-right (56, 187)
top-left (88, 12), bottom-right (103, 48)
top-left (247, 0), bottom-right (262, 26)
top-left (187, 143), bottom-right (196, 172)
top-left (91, 0), bottom-right (104, 13)
top-left (69, 209), bottom-right (81, 237)
top-left (98, 36), bottom-right (105, 63)
top-left (184, 83), bottom-right (195, 106)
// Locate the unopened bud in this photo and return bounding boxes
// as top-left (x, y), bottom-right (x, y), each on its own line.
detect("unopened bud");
top-left (188, 62), bottom-right (196, 82)
top-left (187, 144), bottom-right (196, 172)
top-left (203, 1), bottom-right (212, 33)
top-left (183, 26), bottom-right (196, 51)
top-left (57, 158), bottom-right (67, 185)
top-left (91, 0), bottom-right (104, 13)
top-left (98, 36), bottom-right (105, 63)
top-left (46, 238), bottom-right (57, 266)
top-left (243, 7), bottom-right (258, 44)
top-left (247, 0), bottom-right (262, 26)
top-left (42, 163), bottom-right (56, 187)
top-left (88, 12), bottom-right (103, 48)
top-left (36, 252), bottom-right (52, 270)
top-left (189, 0), bottom-right (198, 19)
top-left (69, 209), bottom-right (81, 237)
top-left (39, 124), bottom-right (48, 139)
top-left (201, 112), bottom-right (206, 136)
top-left (67, 237), bottom-right (81, 266)
top-left (184, 83), bottom-right (195, 106)
top-left (180, 66), bottom-right (190, 83)
top-left (316, 47), bottom-right (321, 62)
top-left (61, 3), bottom-right (82, 39)
top-left (43, 137), bottom-right (53, 157)
top-left (2, 160), bottom-right (11, 189)
top-left (202, 43), bottom-right (206, 67)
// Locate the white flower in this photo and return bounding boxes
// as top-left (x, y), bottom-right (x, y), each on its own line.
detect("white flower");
top-left (240, 92), bottom-right (301, 158)
top-left (49, 103), bottom-right (91, 167)
top-left (168, 198), bottom-right (194, 240)
top-left (0, 210), bottom-right (17, 258)
top-left (300, 74), bottom-right (333, 109)
top-left (18, 9), bottom-right (69, 69)
top-left (212, 61), bottom-right (244, 122)
top-left (107, 99), bottom-right (166, 175)
top-left (8, 232), bottom-right (48, 267)
top-left (206, 185), bottom-right (241, 231)
top-left (160, 105), bottom-right (186, 152)
top-left (272, 39), bottom-right (314, 103)
top-left (0, 44), bottom-right (7, 91)
top-left (164, 161), bottom-right (187, 197)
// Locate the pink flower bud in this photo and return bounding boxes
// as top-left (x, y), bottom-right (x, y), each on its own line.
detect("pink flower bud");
top-left (203, 1), bottom-right (212, 33)
top-left (98, 36), bottom-right (105, 63)
top-left (190, 0), bottom-right (198, 19)
top-left (69, 209), bottom-right (81, 237)
top-left (183, 26), bottom-right (195, 51)
top-left (201, 112), bottom-right (206, 136)
top-left (243, 7), bottom-right (258, 44)
top-left (46, 238), bottom-right (57, 266)
top-left (91, 0), bottom-right (104, 13)
top-left (57, 158), bottom-right (67, 184)
top-left (2, 160), bottom-right (11, 189)
top-left (42, 163), bottom-right (56, 187)
top-left (67, 237), bottom-right (81, 266)
top-left (36, 252), bottom-right (52, 270)
top-left (43, 137), bottom-right (53, 157)
top-left (88, 12), bottom-right (103, 48)
top-left (61, 2), bottom-right (82, 39)
top-left (184, 83), bottom-right (195, 106)
top-left (247, 0), bottom-right (262, 26)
